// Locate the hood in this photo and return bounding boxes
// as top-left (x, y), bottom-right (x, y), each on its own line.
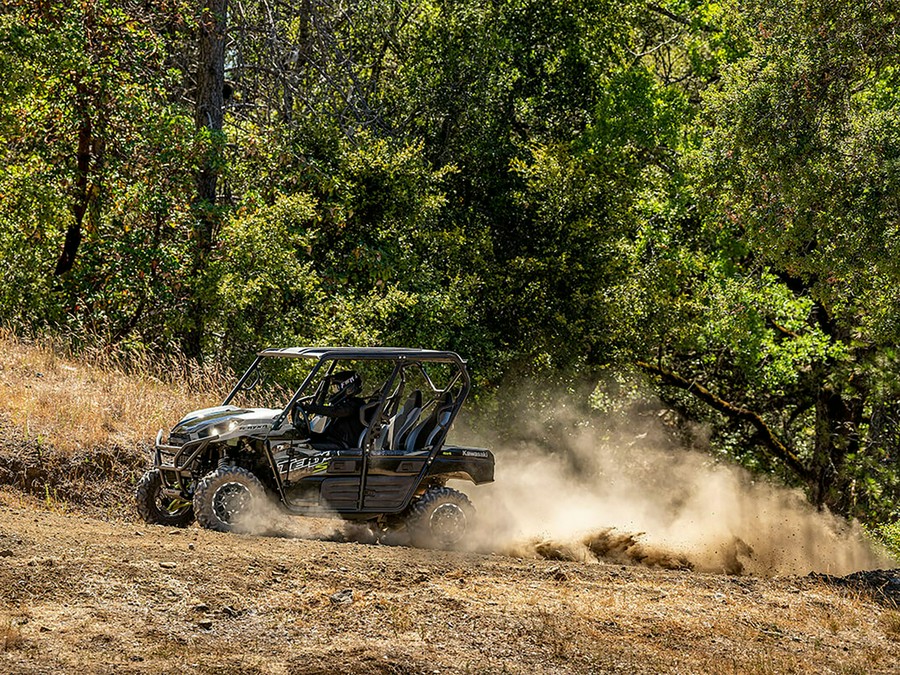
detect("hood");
top-left (171, 405), bottom-right (282, 440)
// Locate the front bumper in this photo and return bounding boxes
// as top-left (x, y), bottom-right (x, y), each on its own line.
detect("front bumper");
top-left (153, 429), bottom-right (211, 488)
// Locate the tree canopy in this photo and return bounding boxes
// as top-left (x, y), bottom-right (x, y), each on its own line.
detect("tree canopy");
top-left (1, 0), bottom-right (899, 522)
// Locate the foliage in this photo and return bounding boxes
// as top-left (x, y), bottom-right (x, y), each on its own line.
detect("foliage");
top-left (0, 0), bottom-right (197, 343)
top-left (641, 0), bottom-right (900, 519)
top-left (2, 0), bottom-right (900, 522)
top-left (868, 521), bottom-right (900, 561)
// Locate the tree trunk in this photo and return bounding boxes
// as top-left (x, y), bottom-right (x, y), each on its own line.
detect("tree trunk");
top-left (810, 380), bottom-right (860, 512)
top-left (54, 105), bottom-right (92, 276)
top-left (195, 0), bottom-right (226, 222)
top-left (184, 0), bottom-right (227, 359)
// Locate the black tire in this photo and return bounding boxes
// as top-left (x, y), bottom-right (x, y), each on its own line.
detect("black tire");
top-left (192, 466), bottom-right (268, 533)
top-left (135, 469), bottom-right (195, 527)
top-left (404, 486), bottom-right (475, 550)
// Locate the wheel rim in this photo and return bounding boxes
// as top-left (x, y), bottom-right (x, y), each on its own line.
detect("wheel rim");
top-left (212, 482), bottom-right (253, 524)
top-left (429, 502), bottom-right (467, 546)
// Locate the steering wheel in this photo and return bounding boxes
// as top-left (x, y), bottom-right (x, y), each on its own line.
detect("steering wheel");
top-left (292, 395), bottom-right (315, 433)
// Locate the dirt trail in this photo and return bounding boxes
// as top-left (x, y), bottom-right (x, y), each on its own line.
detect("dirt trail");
top-left (1, 493), bottom-right (898, 675)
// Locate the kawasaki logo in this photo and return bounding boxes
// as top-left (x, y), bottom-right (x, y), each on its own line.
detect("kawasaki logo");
top-left (462, 450), bottom-right (489, 458)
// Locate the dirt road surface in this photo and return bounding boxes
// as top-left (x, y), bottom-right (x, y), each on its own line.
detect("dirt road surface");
top-left (1, 493), bottom-right (898, 674)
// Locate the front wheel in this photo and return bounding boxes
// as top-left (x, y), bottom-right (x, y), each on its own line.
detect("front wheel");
top-left (404, 487), bottom-right (475, 550)
top-left (193, 466), bottom-right (269, 533)
top-left (135, 469), bottom-right (195, 527)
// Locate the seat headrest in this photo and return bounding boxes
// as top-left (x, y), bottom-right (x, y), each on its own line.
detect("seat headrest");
top-left (404, 389), bottom-right (422, 410)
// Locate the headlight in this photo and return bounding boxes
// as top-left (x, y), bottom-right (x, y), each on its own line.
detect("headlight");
top-left (207, 420), bottom-right (239, 438)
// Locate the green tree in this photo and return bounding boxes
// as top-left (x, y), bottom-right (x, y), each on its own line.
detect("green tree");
top-left (0, 0), bottom-right (199, 343)
top-left (637, 0), bottom-right (900, 519)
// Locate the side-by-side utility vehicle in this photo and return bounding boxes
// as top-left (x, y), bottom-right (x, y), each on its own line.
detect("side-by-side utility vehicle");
top-left (135, 347), bottom-right (494, 548)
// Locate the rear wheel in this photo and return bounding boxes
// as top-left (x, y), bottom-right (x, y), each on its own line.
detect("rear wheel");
top-left (404, 486), bottom-right (475, 550)
top-left (193, 466), bottom-right (268, 532)
top-left (135, 469), bottom-right (195, 527)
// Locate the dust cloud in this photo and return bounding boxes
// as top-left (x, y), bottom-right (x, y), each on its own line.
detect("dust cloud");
top-left (231, 490), bottom-right (379, 544)
top-left (464, 400), bottom-right (897, 576)
top-left (230, 495), bottom-right (343, 540)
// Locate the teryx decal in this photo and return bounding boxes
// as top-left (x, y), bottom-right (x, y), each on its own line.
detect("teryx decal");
top-left (278, 451), bottom-right (334, 475)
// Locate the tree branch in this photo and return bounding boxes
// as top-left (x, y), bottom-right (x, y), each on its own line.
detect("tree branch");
top-left (647, 3), bottom-right (719, 34)
top-left (637, 360), bottom-right (813, 482)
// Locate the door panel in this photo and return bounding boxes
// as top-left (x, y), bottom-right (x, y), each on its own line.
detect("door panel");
top-left (320, 477), bottom-right (361, 510)
top-left (362, 475), bottom-right (417, 510)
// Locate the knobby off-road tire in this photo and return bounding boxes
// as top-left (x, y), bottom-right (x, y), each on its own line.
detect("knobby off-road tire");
top-left (404, 486), bottom-right (475, 550)
top-left (193, 466), bottom-right (268, 533)
top-left (135, 469), bottom-right (195, 527)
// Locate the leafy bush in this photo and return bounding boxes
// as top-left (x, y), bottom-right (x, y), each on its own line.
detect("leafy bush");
top-left (869, 521), bottom-right (900, 561)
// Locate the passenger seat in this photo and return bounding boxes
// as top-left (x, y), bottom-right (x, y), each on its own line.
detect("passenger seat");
top-left (403, 392), bottom-right (454, 452)
top-left (374, 390), bottom-right (422, 452)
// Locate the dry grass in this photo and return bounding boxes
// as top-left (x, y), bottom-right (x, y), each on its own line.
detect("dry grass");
top-left (882, 610), bottom-right (900, 640)
top-left (0, 499), bottom-right (898, 674)
top-left (0, 329), bottom-right (229, 453)
top-left (0, 331), bottom-right (235, 518)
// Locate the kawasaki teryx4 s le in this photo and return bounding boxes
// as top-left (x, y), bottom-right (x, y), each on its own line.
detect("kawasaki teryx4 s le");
top-left (136, 347), bottom-right (494, 549)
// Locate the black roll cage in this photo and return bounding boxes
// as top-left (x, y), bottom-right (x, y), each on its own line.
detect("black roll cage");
top-left (222, 347), bottom-right (472, 513)
top-left (153, 347), bottom-right (490, 516)
top-left (223, 347), bottom-right (471, 435)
